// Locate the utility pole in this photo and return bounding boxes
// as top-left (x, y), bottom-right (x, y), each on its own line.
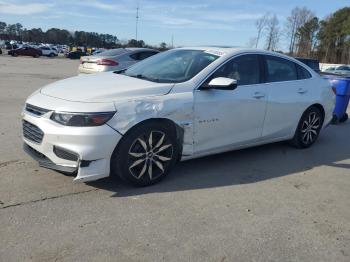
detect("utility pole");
top-left (135, 6), bottom-right (139, 41)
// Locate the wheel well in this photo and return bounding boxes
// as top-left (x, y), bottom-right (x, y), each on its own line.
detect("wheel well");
top-left (309, 103), bottom-right (325, 122)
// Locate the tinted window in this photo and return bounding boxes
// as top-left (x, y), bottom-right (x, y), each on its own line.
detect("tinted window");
top-left (209, 55), bottom-right (261, 86)
top-left (137, 51), bottom-right (158, 60)
top-left (265, 56), bottom-right (297, 82)
top-left (296, 58), bottom-right (319, 72)
top-left (308, 61), bottom-right (320, 71)
top-left (337, 66), bottom-right (350, 71)
top-left (296, 64), bottom-right (312, 79)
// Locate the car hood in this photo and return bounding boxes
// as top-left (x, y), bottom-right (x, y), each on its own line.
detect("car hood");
top-left (40, 72), bottom-right (174, 102)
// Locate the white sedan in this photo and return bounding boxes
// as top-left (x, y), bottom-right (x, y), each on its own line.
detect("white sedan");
top-left (22, 47), bottom-right (335, 186)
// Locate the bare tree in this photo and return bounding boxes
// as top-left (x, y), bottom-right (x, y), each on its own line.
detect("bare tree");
top-left (285, 7), bottom-right (314, 54)
top-left (255, 13), bottom-right (269, 48)
top-left (265, 15), bottom-right (280, 51)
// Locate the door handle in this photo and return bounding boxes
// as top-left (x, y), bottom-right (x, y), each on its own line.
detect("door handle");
top-left (298, 88), bottom-right (307, 94)
top-left (253, 92), bottom-right (265, 99)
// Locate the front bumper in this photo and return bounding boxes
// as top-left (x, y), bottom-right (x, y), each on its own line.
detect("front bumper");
top-left (22, 110), bottom-right (122, 182)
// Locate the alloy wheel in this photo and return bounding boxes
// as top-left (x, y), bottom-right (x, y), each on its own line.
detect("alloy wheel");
top-left (128, 131), bottom-right (173, 181)
top-left (301, 112), bottom-right (320, 145)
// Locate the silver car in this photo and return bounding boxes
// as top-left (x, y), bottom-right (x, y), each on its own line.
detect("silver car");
top-left (324, 65), bottom-right (350, 76)
top-left (78, 48), bottom-right (159, 74)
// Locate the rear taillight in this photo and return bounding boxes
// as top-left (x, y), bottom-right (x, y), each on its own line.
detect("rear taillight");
top-left (97, 59), bottom-right (118, 66)
top-left (332, 87), bottom-right (336, 94)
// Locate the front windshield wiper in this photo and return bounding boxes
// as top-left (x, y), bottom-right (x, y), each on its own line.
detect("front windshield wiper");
top-left (127, 74), bottom-right (161, 83)
top-left (113, 69), bottom-right (127, 74)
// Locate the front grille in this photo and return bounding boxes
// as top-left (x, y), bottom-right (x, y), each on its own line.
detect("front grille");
top-left (53, 146), bottom-right (79, 161)
top-left (22, 120), bottom-right (44, 144)
top-left (25, 104), bottom-right (50, 116)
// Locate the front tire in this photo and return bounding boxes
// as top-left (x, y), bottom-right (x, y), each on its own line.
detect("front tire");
top-left (291, 106), bottom-right (324, 148)
top-left (111, 121), bottom-right (179, 186)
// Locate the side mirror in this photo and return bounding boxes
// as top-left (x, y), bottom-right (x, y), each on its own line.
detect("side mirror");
top-left (201, 77), bottom-right (237, 90)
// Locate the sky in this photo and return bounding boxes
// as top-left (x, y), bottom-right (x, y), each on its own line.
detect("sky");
top-left (0, 0), bottom-right (349, 49)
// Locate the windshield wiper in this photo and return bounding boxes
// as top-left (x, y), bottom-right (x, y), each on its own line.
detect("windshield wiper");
top-left (113, 69), bottom-right (127, 74)
top-left (128, 74), bottom-right (160, 82)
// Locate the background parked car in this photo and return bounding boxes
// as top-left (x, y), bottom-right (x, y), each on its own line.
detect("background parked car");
top-left (79, 48), bottom-right (159, 74)
top-left (295, 58), bottom-right (321, 73)
top-left (40, 46), bottom-right (58, 57)
top-left (5, 43), bottom-right (18, 50)
top-left (324, 65), bottom-right (350, 76)
top-left (91, 49), bottom-right (105, 56)
top-left (66, 50), bottom-right (87, 59)
top-left (8, 47), bottom-right (42, 58)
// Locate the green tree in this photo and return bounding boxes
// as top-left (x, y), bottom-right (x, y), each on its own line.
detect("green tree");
top-left (317, 7), bottom-right (350, 63)
top-left (159, 42), bottom-right (167, 51)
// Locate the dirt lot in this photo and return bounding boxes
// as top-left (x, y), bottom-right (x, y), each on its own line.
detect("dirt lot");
top-left (0, 54), bottom-right (350, 262)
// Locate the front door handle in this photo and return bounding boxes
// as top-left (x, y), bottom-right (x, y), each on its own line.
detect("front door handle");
top-left (298, 88), bottom-right (307, 94)
top-left (253, 92), bottom-right (265, 99)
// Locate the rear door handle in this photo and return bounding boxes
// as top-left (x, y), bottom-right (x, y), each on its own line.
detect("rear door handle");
top-left (298, 88), bottom-right (307, 94)
top-left (253, 92), bottom-right (265, 99)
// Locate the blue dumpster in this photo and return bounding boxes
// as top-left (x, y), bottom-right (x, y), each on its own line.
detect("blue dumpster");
top-left (323, 74), bottom-right (350, 123)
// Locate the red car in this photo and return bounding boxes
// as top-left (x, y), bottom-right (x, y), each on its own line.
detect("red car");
top-left (8, 47), bottom-right (42, 58)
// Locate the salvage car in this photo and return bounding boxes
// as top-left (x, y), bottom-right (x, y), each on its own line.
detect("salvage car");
top-left (40, 46), bottom-right (58, 57)
top-left (8, 46), bottom-right (42, 57)
top-left (66, 50), bottom-right (87, 59)
top-left (324, 65), bottom-right (350, 76)
top-left (295, 57), bottom-right (320, 73)
top-left (22, 47), bottom-right (335, 186)
top-left (78, 48), bottom-right (159, 74)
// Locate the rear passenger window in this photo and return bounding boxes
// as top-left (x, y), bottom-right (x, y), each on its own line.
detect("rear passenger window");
top-left (130, 51), bottom-right (158, 61)
top-left (296, 64), bottom-right (312, 79)
top-left (265, 56), bottom-right (297, 82)
top-left (210, 54), bottom-right (261, 86)
top-left (138, 51), bottom-right (157, 60)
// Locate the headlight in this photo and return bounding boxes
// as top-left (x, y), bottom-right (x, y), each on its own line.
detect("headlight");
top-left (50, 112), bottom-right (115, 126)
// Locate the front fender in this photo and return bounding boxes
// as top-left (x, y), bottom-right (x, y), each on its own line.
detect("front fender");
top-left (108, 92), bottom-right (194, 156)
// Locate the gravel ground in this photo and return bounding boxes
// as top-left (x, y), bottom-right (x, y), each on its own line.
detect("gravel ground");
top-left (0, 54), bottom-right (349, 262)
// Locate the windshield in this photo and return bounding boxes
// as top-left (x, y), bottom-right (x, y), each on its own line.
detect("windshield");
top-left (122, 49), bottom-right (219, 83)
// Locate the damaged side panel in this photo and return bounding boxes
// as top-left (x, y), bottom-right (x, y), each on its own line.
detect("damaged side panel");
top-left (109, 92), bottom-right (194, 157)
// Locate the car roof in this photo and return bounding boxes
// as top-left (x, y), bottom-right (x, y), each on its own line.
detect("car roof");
top-left (177, 46), bottom-right (296, 60)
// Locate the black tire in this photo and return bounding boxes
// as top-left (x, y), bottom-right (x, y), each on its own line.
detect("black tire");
top-left (49, 53), bottom-right (54, 57)
top-left (291, 106), bottom-right (324, 148)
top-left (111, 121), bottom-right (179, 186)
top-left (12, 53), bottom-right (18, 57)
top-left (33, 54), bottom-right (39, 58)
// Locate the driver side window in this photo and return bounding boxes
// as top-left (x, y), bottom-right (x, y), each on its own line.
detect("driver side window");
top-left (208, 54), bottom-right (261, 86)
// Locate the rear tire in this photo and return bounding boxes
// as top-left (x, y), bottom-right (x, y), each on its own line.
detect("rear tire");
top-left (290, 106), bottom-right (324, 148)
top-left (33, 54), bottom-right (39, 58)
top-left (111, 121), bottom-right (179, 186)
